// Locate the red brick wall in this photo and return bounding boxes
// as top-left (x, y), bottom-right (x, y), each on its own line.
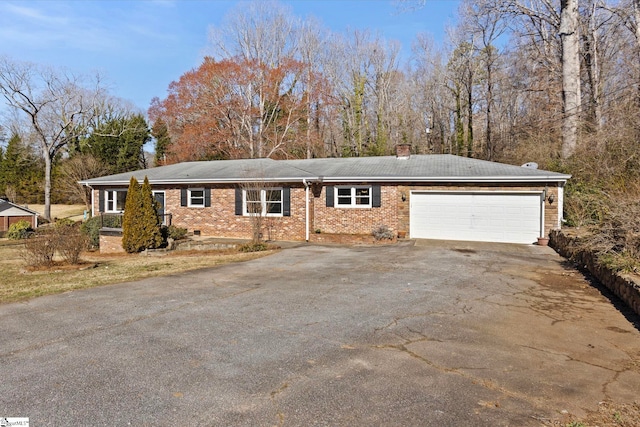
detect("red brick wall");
top-left (93, 185), bottom-right (307, 241)
top-left (312, 186), bottom-right (399, 235)
top-left (91, 181), bottom-right (560, 242)
top-left (99, 233), bottom-right (125, 254)
top-left (166, 185), bottom-right (307, 240)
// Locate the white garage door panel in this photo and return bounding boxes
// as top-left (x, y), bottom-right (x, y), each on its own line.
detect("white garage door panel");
top-left (410, 192), bottom-right (541, 244)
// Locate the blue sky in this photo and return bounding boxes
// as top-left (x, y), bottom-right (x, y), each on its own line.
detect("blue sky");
top-left (0, 0), bottom-right (459, 115)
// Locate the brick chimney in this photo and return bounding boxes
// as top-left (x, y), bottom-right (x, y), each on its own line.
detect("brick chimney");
top-left (395, 143), bottom-right (411, 159)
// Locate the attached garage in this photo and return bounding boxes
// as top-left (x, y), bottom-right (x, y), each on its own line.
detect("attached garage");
top-left (410, 191), bottom-right (543, 244)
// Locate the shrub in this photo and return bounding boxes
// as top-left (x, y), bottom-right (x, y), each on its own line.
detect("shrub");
top-left (7, 220), bottom-right (34, 240)
top-left (166, 225), bottom-right (187, 241)
top-left (582, 198), bottom-right (640, 273)
top-left (81, 215), bottom-right (121, 249)
top-left (54, 222), bottom-right (88, 265)
top-left (19, 222), bottom-right (88, 267)
top-left (21, 230), bottom-right (57, 267)
top-left (239, 241), bottom-right (269, 252)
top-left (372, 225), bottom-right (394, 241)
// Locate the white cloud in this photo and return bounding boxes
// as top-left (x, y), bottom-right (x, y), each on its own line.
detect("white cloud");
top-left (2, 3), bottom-right (69, 26)
top-left (0, 1), bottom-right (179, 56)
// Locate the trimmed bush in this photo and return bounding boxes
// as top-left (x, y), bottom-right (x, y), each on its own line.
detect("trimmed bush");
top-left (166, 225), bottom-right (187, 240)
top-left (122, 176), bottom-right (163, 253)
top-left (81, 215), bottom-right (121, 249)
top-left (7, 220), bottom-right (34, 240)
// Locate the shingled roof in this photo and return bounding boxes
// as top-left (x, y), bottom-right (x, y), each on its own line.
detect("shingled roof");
top-left (80, 154), bottom-right (570, 186)
top-left (0, 199), bottom-right (40, 216)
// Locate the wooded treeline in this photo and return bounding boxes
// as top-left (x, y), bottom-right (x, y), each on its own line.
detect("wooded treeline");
top-left (149, 0), bottom-right (639, 169)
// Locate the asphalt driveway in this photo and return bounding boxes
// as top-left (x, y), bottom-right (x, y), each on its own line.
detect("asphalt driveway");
top-left (1, 240), bottom-right (639, 426)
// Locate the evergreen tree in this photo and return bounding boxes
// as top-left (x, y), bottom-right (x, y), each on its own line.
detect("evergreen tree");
top-left (151, 118), bottom-right (171, 166)
top-left (82, 114), bottom-right (150, 174)
top-left (139, 176), bottom-right (163, 250)
top-left (0, 133), bottom-right (43, 203)
top-left (121, 177), bottom-right (142, 253)
top-left (121, 176), bottom-right (162, 253)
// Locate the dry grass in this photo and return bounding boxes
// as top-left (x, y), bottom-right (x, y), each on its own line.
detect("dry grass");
top-left (28, 204), bottom-right (86, 221)
top-left (0, 239), bottom-right (275, 304)
top-left (545, 401), bottom-right (640, 427)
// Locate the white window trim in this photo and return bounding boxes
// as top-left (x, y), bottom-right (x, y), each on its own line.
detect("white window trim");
top-left (243, 187), bottom-right (283, 217)
top-left (187, 188), bottom-right (206, 208)
top-left (335, 186), bottom-right (372, 208)
top-left (105, 189), bottom-right (127, 213)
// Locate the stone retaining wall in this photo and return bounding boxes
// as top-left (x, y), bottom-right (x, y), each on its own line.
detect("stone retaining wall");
top-left (550, 229), bottom-right (640, 316)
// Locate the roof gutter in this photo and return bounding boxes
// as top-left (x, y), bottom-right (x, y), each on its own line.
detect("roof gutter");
top-left (319, 175), bottom-right (572, 183)
top-left (80, 174), bottom-right (571, 187)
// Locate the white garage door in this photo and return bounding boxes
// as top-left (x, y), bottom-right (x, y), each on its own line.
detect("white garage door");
top-left (410, 192), bottom-right (542, 244)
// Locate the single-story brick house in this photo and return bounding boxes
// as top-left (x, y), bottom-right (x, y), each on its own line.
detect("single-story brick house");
top-left (80, 147), bottom-right (570, 245)
top-left (0, 198), bottom-right (39, 235)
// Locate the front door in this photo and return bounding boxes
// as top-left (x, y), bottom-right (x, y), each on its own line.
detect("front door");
top-left (153, 191), bottom-right (166, 225)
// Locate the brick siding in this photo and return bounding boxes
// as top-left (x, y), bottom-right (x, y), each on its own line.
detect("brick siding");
top-left (312, 186), bottom-right (398, 236)
top-left (92, 181), bottom-right (560, 242)
top-left (93, 185), bottom-right (307, 241)
top-left (99, 232), bottom-right (125, 254)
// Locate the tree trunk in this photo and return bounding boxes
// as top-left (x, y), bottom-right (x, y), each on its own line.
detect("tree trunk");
top-left (486, 61), bottom-right (493, 161)
top-left (466, 67), bottom-right (474, 158)
top-left (635, 0), bottom-right (640, 110)
top-left (43, 149), bottom-right (52, 221)
top-left (583, 0), bottom-right (603, 136)
top-left (560, 0), bottom-right (581, 159)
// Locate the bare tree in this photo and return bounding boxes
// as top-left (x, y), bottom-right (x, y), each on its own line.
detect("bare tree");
top-left (299, 18), bottom-right (330, 158)
top-left (0, 57), bottom-right (105, 219)
top-left (605, 0), bottom-right (640, 110)
top-left (560, 0), bottom-right (581, 158)
top-left (467, 0), bottom-right (581, 158)
top-left (461, 0), bottom-right (508, 160)
top-left (56, 153), bottom-right (110, 210)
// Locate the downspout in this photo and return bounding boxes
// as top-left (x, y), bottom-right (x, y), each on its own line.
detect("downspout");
top-left (303, 179), bottom-right (310, 241)
top-left (558, 183), bottom-right (565, 227)
top-left (541, 190), bottom-right (546, 238)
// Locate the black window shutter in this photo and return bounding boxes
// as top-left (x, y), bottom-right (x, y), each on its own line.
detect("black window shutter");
top-left (235, 188), bottom-right (243, 215)
top-left (372, 185), bottom-right (381, 207)
top-left (326, 186), bottom-right (334, 207)
top-left (98, 190), bottom-right (105, 212)
top-left (283, 187), bottom-right (291, 216)
top-left (180, 188), bottom-right (187, 207)
top-left (204, 188), bottom-right (211, 207)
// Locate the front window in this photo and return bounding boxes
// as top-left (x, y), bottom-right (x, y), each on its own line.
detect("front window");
top-left (336, 186), bottom-right (371, 208)
top-left (188, 188), bottom-right (205, 207)
top-left (244, 188), bottom-right (283, 216)
top-left (105, 190), bottom-right (127, 212)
